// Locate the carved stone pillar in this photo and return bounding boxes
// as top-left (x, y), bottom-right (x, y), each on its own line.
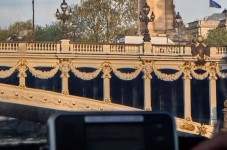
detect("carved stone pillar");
top-left (143, 61), bottom-right (153, 111)
top-left (209, 63), bottom-right (218, 125)
top-left (17, 60), bottom-right (28, 88)
top-left (102, 63), bottom-right (112, 103)
top-left (59, 59), bottom-right (71, 95)
top-left (183, 62), bottom-right (192, 120)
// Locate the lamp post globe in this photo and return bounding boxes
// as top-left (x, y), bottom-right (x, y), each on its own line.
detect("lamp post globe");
top-left (60, 0), bottom-right (68, 12)
top-left (142, 3), bottom-right (150, 15)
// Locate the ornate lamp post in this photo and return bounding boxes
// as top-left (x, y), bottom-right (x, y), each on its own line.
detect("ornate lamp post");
top-left (139, 2), bottom-right (155, 42)
top-left (175, 12), bottom-right (182, 45)
top-left (55, 0), bottom-right (72, 39)
top-left (71, 22), bottom-right (77, 41)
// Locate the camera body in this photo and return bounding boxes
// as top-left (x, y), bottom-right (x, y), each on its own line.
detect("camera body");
top-left (48, 111), bottom-right (178, 150)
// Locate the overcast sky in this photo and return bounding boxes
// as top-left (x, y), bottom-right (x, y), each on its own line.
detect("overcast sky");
top-left (0, 0), bottom-right (226, 29)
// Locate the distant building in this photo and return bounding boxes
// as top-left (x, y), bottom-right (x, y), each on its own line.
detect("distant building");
top-left (187, 9), bottom-right (227, 39)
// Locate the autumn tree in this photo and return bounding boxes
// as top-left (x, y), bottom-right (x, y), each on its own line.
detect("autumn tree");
top-left (0, 20), bottom-right (33, 41)
top-left (8, 20), bottom-right (33, 41)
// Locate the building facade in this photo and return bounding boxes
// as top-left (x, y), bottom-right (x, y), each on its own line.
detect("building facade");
top-left (187, 10), bottom-right (227, 39)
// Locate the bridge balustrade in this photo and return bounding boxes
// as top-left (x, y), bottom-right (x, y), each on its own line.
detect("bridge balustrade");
top-left (0, 41), bottom-right (226, 58)
top-left (25, 42), bottom-right (59, 53)
top-left (71, 43), bottom-right (103, 53)
top-left (0, 42), bottom-right (19, 52)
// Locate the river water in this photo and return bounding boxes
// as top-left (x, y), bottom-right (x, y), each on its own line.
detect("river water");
top-left (0, 117), bottom-right (47, 147)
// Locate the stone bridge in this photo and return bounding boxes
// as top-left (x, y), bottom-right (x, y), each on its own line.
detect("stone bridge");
top-left (0, 40), bottom-right (227, 138)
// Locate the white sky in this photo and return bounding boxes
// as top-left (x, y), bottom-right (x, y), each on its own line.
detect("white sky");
top-left (0, 0), bottom-right (226, 29)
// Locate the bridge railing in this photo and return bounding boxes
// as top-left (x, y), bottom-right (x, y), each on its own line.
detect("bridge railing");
top-left (151, 44), bottom-right (191, 56)
top-left (210, 46), bottom-right (227, 57)
top-left (0, 41), bottom-right (227, 58)
top-left (0, 42), bottom-right (19, 52)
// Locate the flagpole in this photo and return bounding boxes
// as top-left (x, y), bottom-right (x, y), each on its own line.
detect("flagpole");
top-left (32, 0), bottom-right (35, 41)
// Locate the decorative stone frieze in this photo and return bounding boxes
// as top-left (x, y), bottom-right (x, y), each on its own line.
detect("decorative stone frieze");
top-left (16, 60), bottom-right (28, 87)
top-left (59, 59), bottom-right (71, 95)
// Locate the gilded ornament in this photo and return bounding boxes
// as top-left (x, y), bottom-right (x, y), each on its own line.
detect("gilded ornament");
top-left (142, 61), bottom-right (153, 80)
top-left (208, 62), bottom-right (218, 80)
top-left (62, 91), bottom-right (69, 95)
top-left (104, 99), bottom-right (111, 103)
top-left (182, 62), bottom-right (192, 80)
top-left (185, 117), bottom-right (192, 122)
top-left (145, 107), bottom-right (152, 111)
top-left (197, 124), bottom-right (207, 136)
top-left (179, 122), bottom-right (196, 131)
top-left (19, 84), bottom-right (26, 88)
top-left (102, 62), bottom-right (112, 79)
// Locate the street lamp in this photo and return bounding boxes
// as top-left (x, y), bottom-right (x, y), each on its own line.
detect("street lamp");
top-left (55, 0), bottom-right (72, 39)
top-left (175, 12), bottom-right (182, 45)
top-left (71, 22), bottom-right (77, 41)
top-left (139, 2), bottom-right (155, 42)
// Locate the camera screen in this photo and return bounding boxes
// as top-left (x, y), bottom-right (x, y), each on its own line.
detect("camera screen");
top-left (85, 124), bottom-right (145, 150)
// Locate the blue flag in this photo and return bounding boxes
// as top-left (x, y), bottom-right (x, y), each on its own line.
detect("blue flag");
top-left (210, 0), bottom-right (221, 8)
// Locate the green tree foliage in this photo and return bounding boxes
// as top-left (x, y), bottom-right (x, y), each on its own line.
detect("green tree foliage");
top-left (205, 27), bottom-right (227, 45)
top-left (0, 29), bottom-right (9, 41)
top-left (71, 0), bottom-right (138, 42)
top-left (35, 23), bottom-right (61, 41)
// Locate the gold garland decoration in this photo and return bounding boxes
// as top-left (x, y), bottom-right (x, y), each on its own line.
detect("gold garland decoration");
top-left (0, 66), bottom-right (17, 78)
top-left (191, 69), bottom-right (209, 80)
top-left (112, 65), bottom-right (143, 81)
top-left (216, 65), bottom-right (227, 79)
top-left (70, 64), bottom-right (102, 80)
top-left (153, 66), bottom-right (183, 81)
top-left (27, 64), bottom-right (60, 79)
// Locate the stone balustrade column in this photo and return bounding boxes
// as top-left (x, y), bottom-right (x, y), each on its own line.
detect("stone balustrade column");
top-left (209, 63), bottom-right (218, 126)
top-left (183, 62), bottom-right (192, 120)
top-left (102, 63), bottom-right (112, 103)
top-left (60, 59), bottom-right (71, 95)
top-left (143, 61), bottom-right (153, 111)
top-left (17, 60), bottom-right (28, 88)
